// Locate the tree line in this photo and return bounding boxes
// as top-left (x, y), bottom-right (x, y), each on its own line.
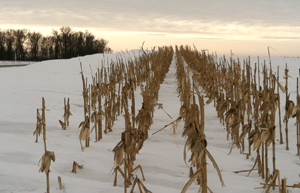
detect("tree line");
top-left (0, 26), bottom-right (112, 61)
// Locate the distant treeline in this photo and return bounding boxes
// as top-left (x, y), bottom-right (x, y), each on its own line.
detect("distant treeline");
top-left (0, 26), bottom-right (112, 61)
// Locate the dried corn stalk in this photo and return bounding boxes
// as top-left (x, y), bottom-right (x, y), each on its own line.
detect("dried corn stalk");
top-left (112, 131), bottom-right (146, 190)
top-left (284, 64), bottom-right (290, 150)
top-left (78, 116), bottom-right (90, 151)
top-left (111, 46), bottom-right (174, 192)
top-left (62, 98), bottom-right (72, 128)
top-left (71, 161), bottom-right (83, 173)
top-left (36, 98), bottom-right (54, 193)
top-left (175, 46), bottom-right (225, 193)
top-left (34, 109), bottom-right (43, 142)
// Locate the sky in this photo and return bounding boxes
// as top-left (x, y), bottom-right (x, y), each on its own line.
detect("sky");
top-left (1, 0), bottom-right (300, 56)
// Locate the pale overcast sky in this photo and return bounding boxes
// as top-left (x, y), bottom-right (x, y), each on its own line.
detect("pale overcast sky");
top-left (1, 0), bottom-right (299, 56)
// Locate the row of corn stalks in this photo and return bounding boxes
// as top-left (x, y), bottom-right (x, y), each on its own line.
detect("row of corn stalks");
top-left (112, 46), bottom-right (174, 193)
top-left (174, 45), bottom-right (225, 193)
top-left (78, 46), bottom-right (174, 192)
top-left (176, 45), bottom-right (300, 192)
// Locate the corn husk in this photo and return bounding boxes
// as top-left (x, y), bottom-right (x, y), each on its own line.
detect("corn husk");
top-left (253, 134), bottom-right (261, 150)
top-left (284, 100), bottom-right (295, 120)
top-left (113, 142), bottom-right (124, 166)
top-left (260, 128), bottom-right (271, 143)
top-left (39, 151), bottom-right (55, 173)
top-left (239, 124), bottom-right (251, 140)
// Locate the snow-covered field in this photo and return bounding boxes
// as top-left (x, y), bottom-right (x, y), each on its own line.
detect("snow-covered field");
top-left (0, 50), bottom-right (300, 193)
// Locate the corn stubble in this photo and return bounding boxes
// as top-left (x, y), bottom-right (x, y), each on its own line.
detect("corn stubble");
top-left (76, 45), bottom-right (174, 192)
top-left (175, 46), bottom-right (225, 193)
top-left (31, 44), bottom-right (300, 192)
top-left (59, 98), bottom-right (72, 130)
top-left (111, 46), bottom-right (174, 193)
top-left (71, 161), bottom-right (83, 173)
top-left (35, 98), bottom-right (55, 193)
top-left (174, 45), bottom-right (300, 192)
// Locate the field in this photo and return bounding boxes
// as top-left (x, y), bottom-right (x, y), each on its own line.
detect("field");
top-left (0, 46), bottom-right (300, 193)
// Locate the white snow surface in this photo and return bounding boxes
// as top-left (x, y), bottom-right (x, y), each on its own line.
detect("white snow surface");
top-left (0, 50), bottom-right (300, 193)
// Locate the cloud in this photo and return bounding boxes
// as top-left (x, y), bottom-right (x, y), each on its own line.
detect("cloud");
top-left (261, 36), bottom-right (299, 40)
top-left (137, 33), bottom-right (166, 36)
top-left (0, 0), bottom-right (299, 41)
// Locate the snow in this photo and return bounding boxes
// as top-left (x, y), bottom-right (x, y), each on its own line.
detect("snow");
top-left (0, 50), bottom-right (300, 193)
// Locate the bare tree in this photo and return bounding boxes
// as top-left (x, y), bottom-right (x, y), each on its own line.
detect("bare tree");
top-left (0, 30), bottom-right (6, 60)
top-left (14, 29), bottom-right (28, 60)
top-left (28, 32), bottom-right (42, 61)
top-left (60, 26), bottom-right (72, 59)
top-left (0, 27), bottom-right (112, 61)
top-left (5, 29), bottom-right (15, 60)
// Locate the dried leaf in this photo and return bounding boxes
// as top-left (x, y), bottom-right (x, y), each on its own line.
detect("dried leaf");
top-left (172, 117), bottom-right (182, 135)
top-left (261, 129), bottom-right (270, 143)
top-left (205, 148), bottom-right (225, 187)
top-left (112, 140), bottom-right (125, 166)
top-left (248, 130), bottom-right (257, 140)
top-left (59, 120), bottom-right (66, 129)
top-left (39, 151), bottom-right (55, 173)
top-left (285, 100), bottom-right (295, 119)
top-left (231, 121), bottom-right (240, 136)
top-left (227, 117), bottom-right (235, 129)
top-left (206, 98), bottom-right (214, 104)
top-left (292, 182), bottom-right (300, 188)
top-left (135, 139), bottom-right (145, 154)
top-left (181, 168), bottom-right (202, 193)
top-left (79, 128), bottom-right (90, 141)
top-left (277, 81), bottom-right (286, 93)
top-left (183, 140), bottom-right (188, 165)
top-left (292, 104), bottom-right (300, 117)
top-left (253, 134), bottom-right (261, 150)
top-left (239, 124), bottom-right (250, 140)
top-left (180, 105), bottom-right (186, 118)
top-left (225, 108), bottom-right (235, 125)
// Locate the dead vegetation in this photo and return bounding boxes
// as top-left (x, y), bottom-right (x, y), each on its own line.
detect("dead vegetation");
top-left (36, 98), bottom-right (55, 193)
top-left (174, 45), bottom-right (300, 192)
top-left (175, 46), bottom-right (225, 193)
top-left (31, 45), bottom-right (300, 192)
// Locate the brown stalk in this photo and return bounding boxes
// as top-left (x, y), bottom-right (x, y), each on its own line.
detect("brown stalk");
top-left (176, 47), bottom-right (225, 193)
top-left (297, 73), bottom-right (300, 155)
top-left (285, 63), bottom-right (290, 150)
top-left (277, 67), bottom-right (284, 144)
top-left (71, 161), bottom-right (83, 173)
top-left (34, 108), bottom-right (42, 143)
top-left (58, 176), bottom-right (62, 190)
top-left (37, 98), bottom-right (55, 193)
